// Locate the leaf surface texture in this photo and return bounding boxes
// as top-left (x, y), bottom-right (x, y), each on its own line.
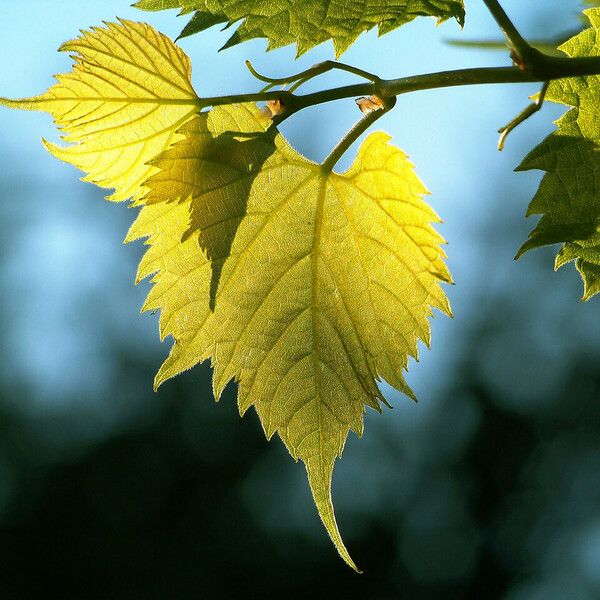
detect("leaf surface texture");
top-left (135, 0), bottom-right (465, 56)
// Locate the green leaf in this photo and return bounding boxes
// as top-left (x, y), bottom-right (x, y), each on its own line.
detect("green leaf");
top-left (0, 19), bottom-right (200, 203)
top-left (129, 103), bottom-right (451, 569)
top-left (517, 8), bottom-right (600, 300)
top-left (134, 0), bottom-right (465, 57)
top-left (0, 19), bottom-right (452, 569)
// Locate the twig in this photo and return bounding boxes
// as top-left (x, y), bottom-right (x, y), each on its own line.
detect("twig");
top-left (498, 81), bottom-right (549, 151)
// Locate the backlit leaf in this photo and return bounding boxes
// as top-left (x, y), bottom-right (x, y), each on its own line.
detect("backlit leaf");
top-left (134, 0), bottom-right (465, 57)
top-left (1, 19), bottom-right (452, 569)
top-left (130, 103), bottom-right (451, 569)
top-left (0, 19), bottom-right (200, 203)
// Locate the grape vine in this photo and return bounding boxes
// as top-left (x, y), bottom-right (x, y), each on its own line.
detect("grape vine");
top-left (1, 0), bottom-right (600, 570)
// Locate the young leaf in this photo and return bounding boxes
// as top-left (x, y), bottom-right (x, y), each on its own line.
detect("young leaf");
top-left (0, 19), bottom-right (200, 203)
top-left (517, 8), bottom-right (600, 300)
top-left (134, 0), bottom-right (465, 57)
top-left (129, 102), bottom-right (451, 570)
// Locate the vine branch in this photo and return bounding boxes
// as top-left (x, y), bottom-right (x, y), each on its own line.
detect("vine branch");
top-left (197, 66), bottom-right (538, 115)
top-left (482, 0), bottom-right (535, 64)
top-left (193, 0), bottom-right (600, 168)
top-left (482, 0), bottom-right (600, 79)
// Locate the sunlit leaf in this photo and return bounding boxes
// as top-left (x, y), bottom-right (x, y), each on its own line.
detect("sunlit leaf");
top-left (130, 103), bottom-right (451, 569)
top-left (0, 19), bottom-right (451, 569)
top-left (0, 19), bottom-right (200, 203)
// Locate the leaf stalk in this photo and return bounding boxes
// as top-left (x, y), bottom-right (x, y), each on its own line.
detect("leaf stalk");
top-left (321, 96), bottom-right (396, 172)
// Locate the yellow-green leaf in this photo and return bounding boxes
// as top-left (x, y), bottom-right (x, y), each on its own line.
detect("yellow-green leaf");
top-left (129, 103), bottom-right (451, 569)
top-left (0, 19), bottom-right (200, 203)
top-left (1, 19), bottom-right (452, 569)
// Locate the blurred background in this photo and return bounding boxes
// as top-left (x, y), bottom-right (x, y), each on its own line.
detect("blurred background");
top-left (1, 1), bottom-right (600, 598)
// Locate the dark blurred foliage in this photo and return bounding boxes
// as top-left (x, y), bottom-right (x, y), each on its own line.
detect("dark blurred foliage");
top-left (1, 193), bottom-right (600, 598)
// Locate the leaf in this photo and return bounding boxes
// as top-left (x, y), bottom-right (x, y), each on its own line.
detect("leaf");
top-left (129, 102), bottom-right (451, 569)
top-left (0, 19), bottom-right (452, 569)
top-left (0, 19), bottom-right (200, 203)
top-left (517, 8), bottom-right (600, 300)
top-left (134, 0), bottom-right (465, 57)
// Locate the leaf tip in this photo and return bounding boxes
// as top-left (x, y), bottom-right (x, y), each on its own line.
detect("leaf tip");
top-left (380, 395), bottom-right (394, 409)
top-left (154, 358), bottom-right (177, 391)
top-left (514, 242), bottom-right (530, 260)
top-left (404, 385), bottom-right (418, 403)
top-left (42, 138), bottom-right (72, 165)
top-left (305, 458), bottom-right (361, 572)
top-left (41, 137), bottom-right (57, 153)
top-left (220, 31), bottom-right (242, 52)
